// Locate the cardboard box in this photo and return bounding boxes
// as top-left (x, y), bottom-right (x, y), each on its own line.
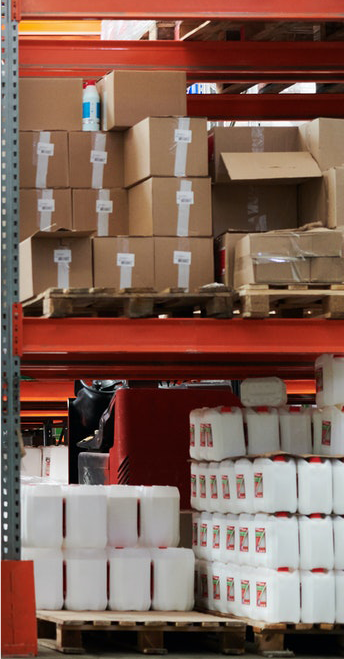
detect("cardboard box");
top-left (154, 237), bottom-right (214, 292)
top-left (215, 232), bottom-right (247, 287)
top-left (325, 167), bottom-right (344, 229)
top-left (20, 131), bottom-right (69, 189)
top-left (234, 255), bottom-right (310, 288)
top-left (299, 118), bottom-right (344, 172)
top-left (219, 152), bottom-right (321, 183)
top-left (93, 237), bottom-right (154, 289)
top-left (299, 167), bottom-right (344, 229)
top-left (19, 78), bottom-right (83, 131)
top-left (20, 231), bottom-right (93, 301)
top-left (128, 177), bottom-right (212, 237)
top-left (209, 126), bottom-right (300, 183)
top-left (69, 132), bottom-right (124, 189)
top-left (124, 117), bottom-right (208, 188)
top-left (212, 184), bottom-right (298, 237)
top-left (72, 189), bottom-right (128, 236)
top-left (20, 189), bottom-right (72, 241)
top-left (97, 70), bottom-right (187, 130)
top-left (310, 257), bottom-right (344, 283)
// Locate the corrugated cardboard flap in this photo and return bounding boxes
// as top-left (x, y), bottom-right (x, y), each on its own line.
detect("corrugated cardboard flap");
top-left (29, 230), bottom-right (95, 240)
top-left (220, 151), bottom-right (322, 182)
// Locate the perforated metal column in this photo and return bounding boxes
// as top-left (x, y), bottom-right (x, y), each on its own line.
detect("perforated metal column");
top-left (1, 0), bottom-right (21, 559)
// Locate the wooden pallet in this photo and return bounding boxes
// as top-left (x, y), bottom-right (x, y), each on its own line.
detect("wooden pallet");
top-left (22, 286), bottom-right (234, 319)
top-left (36, 610), bottom-right (246, 655)
top-left (235, 284), bottom-right (344, 319)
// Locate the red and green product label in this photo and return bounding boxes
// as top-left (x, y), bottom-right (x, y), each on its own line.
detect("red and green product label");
top-left (213, 524), bottom-right (220, 549)
top-left (191, 474), bottom-right (197, 498)
top-left (210, 475), bottom-right (218, 499)
top-left (200, 523), bottom-right (208, 547)
top-left (190, 424), bottom-right (195, 447)
top-left (222, 475), bottom-right (230, 499)
top-left (256, 582), bottom-right (267, 608)
top-left (321, 420), bottom-right (331, 446)
top-left (226, 525), bottom-right (235, 551)
top-left (227, 577), bottom-right (235, 602)
top-left (315, 367), bottom-right (323, 393)
top-left (45, 457), bottom-right (51, 477)
top-left (255, 528), bottom-right (266, 553)
top-left (254, 472), bottom-right (263, 498)
top-left (199, 474), bottom-right (206, 498)
top-left (200, 423), bottom-right (206, 447)
top-left (201, 573), bottom-right (208, 599)
top-left (239, 527), bottom-right (249, 553)
top-left (236, 474), bottom-right (246, 499)
top-left (241, 580), bottom-right (250, 606)
top-left (192, 522), bottom-right (198, 546)
top-left (213, 576), bottom-right (220, 600)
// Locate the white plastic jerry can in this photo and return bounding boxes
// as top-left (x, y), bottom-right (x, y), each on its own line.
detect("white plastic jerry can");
top-left (238, 514), bottom-right (255, 566)
top-left (333, 516), bottom-right (344, 570)
top-left (335, 570), bottom-right (344, 623)
top-left (312, 407), bottom-right (323, 455)
top-left (192, 511), bottom-right (201, 559)
top-left (202, 406), bottom-right (245, 461)
top-left (279, 406), bottom-right (312, 454)
top-left (64, 548), bottom-right (108, 611)
top-left (189, 408), bottom-right (204, 461)
top-left (300, 569), bottom-right (336, 624)
top-left (254, 513), bottom-right (299, 570)
top-left (299, 514), bottom-right (334, 570)
top-left (21, 484), bottom-right (63, 548)
top-left (139, 486), bottom-right (180, 548)
top-left (235, 458), bottom-right (254, 514)
top-left (254, 568), bottom-right (300, 624)
top-left (63, 484), bottom-right (107, 549)
top-left (315, 353), bottom-right (344, 407)
top-left (208, 462), bottom-right (221, 513)
top-left (198, 462), bottom-right (209, 512)
top-left (240, 566), bottom-right (256, 620)
top-left (319, 406), bottom-right (344, 455)
top-left (151, 548), bottom-right (195, 611)
top-left (108, 548), bottom-right (151, 611)
top-left (106, 485), bottom-right (139, 548)
top-left (190, 462), bottom-right (200, 511)
top-left (245, 407), bottom-right (280, 455)
top-left (21, 547), bottom-right (63, 610)
top-left (333, 459), bottom-right (344, 514)
top-left (253, 456), bottom-right (297, 514)
top-left (20, 447), bottom-right (42, 477)
top-left (212, 561), bottom-right (227, 613)
top-left (225, 563), bottom-right (242, 616)
top-left (218, 459), bottom-right (238, 514)
top-left (223, 514), bottom-right (239, 565)
top-left (240, 377), bottom-right (287, 408)
top-left (42, 445), bottom-right (68, 483)
top-left (198, 512), bottom-right (213, 562)
top-left (198, 559), bottom-right (211, 610)
top-left (212, 513), bottom-right (226, 563)
top-left (297, 457), bottom-right (332, 515)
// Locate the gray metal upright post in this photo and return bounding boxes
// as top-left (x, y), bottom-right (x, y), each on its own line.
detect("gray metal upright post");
top-left (1, 0), bottom-right (21, 560)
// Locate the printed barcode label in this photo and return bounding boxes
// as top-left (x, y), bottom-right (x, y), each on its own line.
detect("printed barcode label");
top-left (38, 199), bottom-right (55, 212)
top-left (176, 191), bottom-right (194, 205)
top-left (90, 150), bottom-right (108, 164)
top-left (117, 253), bottom-right (135, 268)
top-left (173, 250), bottom-right (192, 266)
top-left (54, 249), bottom-right (72, 264)
top-left (37, 142), bottom-right (54, 157)
top-left (96, 200), bottom-right (113, 213)
top-left (174, 129), bottom-right (192, 144)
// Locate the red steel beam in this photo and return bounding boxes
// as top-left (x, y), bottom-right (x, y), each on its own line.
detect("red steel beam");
top-left (18, 0), bottom-right (344, 21)
top-left (19, 40), bottom-right (344, 83)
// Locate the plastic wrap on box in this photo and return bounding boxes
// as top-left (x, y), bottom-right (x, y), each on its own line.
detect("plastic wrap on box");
top-left (101, 20), bottom-right (155, 40)
top-left (78, 452), bottom-right (110, 485)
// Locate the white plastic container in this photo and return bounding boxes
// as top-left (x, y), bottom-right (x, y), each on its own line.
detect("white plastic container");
top-left (212, 561), bottom-right (227, 613)
top-left (238, 514), bottom-right (255, 566)
top-left (225, 563), bottom-right (242, 616)
top-left (253, 456), bottom-right (297, 514)
top-left (21, 484), bottom-right (63, 548)
top-left (198, 462), bottom-right (209, 512)
top-left (64, 548), bottom-right (107, 610)
top-left (319, 406), bottom-right (344, 455)
top-left (192, 512), bottom-right (201, 559)
top-left (198, 512), bottom-right (213, 561)
top-left (333, 516), bottom-right (344, 570)
top-left (42, 445), bottom-right (68, 483)
top-left (240, 377), bottom-right (287, 408)
top-left (63, 485), bottom-right (107, 549)
top-left (82, 81), bottom-right (100, 131)
top-left (218, 459), bottom-right (238, 514)
top-left (208, 462), bottom-right (221, 513)
top-left (108, 548), bottom-right (151, 611)
top-left (299, 515), bottom-right (334, 570)
top-left (21, 447), bottom-right (42, 477)
top-left (150, 548), bottom-right (195, 611)
top-left (197, 559), bottom-right (211, 610)
top-left (240, 566), bottom-right (256, 619)
top-left (212, 513), bottom-right (226, 563)
top-left (106, 485), bottom-right (139, 547)
top-left (246, 407), bottom-right (280, 455)
top-left (333, 459), bottom-right (344, 514)
top-left (235, 458), bottom-right (254, 514)
top-left (189, 408), bottom-right (204, 460)
top-left (300, 569), bottom-right (335, 623)
top-left (139, 486), bottom-right (180, 548)
top-left (335, 570), bottom-right (344, 623)
top-left (223, 514), bottom-right (239, 565)
top-left (254, 568), bottom-right (300, 623)
top-left (190, 462), bottom-right (199, 511)
top-left (279, 406), bottom-right (312, 454)
top-left (202, 407), bottom-right (245, 461)
top-left (254, 513), bottom-right (299, 570)
top-left (312, 408), bottom-right (323, 455)
top-left (21, 547), bottom-right (63, 610)
top-left (297, 458), bottom-right (332, 515)
top-left (315, 354), bottom-right (344, 407)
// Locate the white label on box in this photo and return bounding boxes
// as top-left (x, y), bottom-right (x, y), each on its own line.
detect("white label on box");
top-left (37, 142), bottom-right (54, 157)
top-left (90, 150), bottom-right (108, 164)
top-left (38, 198), bottom-right (55, 213)
top-left (117, 253), bottom-right (135, 268)
top-left (96, 199), bottom-right (113, 213)
top-left (176, 190), bottom-right (194, 205)
top-left (173, 250), bottom-right (192, 266)
top-left (54, 249), bottom-right (72, 264)
top-left (174, 129), bottom-right (192, 144)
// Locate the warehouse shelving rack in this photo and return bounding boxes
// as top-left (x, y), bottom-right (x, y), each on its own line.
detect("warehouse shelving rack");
top-left (2, 0), bottom-right (344, 571)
